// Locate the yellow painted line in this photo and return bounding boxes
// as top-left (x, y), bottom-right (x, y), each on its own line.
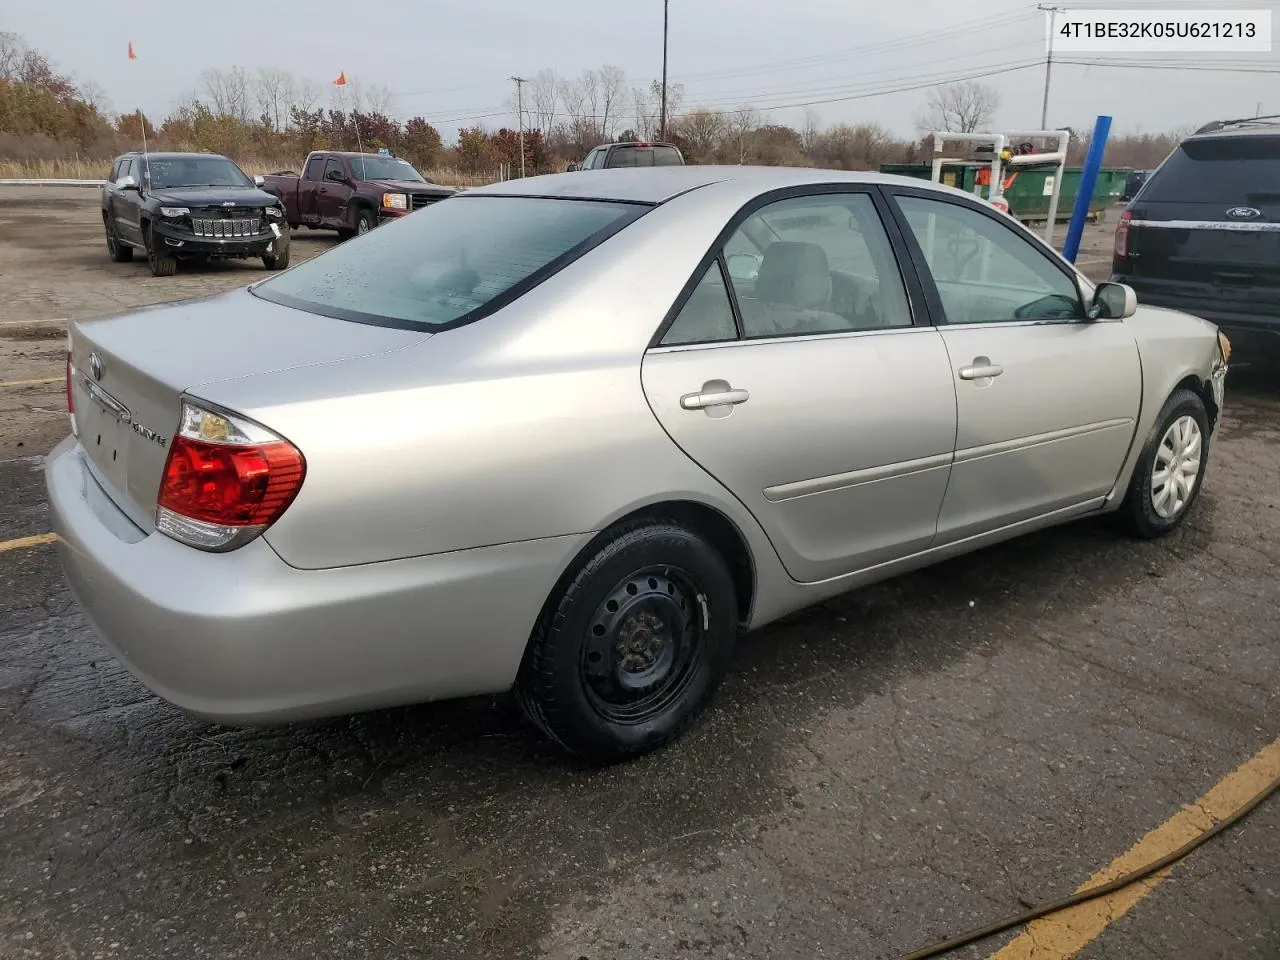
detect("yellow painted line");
top-left (988, 737), bottom-right (1280, 960)
top-left (0, 376), bottom-right (61, 388)
top-left (0, 533), bottom-right (57, 553)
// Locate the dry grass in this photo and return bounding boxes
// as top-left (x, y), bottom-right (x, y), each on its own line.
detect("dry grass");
top-left (0, 157), bottom-right (500, 189)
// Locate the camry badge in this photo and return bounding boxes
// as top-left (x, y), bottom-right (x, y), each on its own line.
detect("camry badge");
top-left (1226, 206), bottom-right (1262, 220)
top-left (89, 352), bottom-right (104, 381)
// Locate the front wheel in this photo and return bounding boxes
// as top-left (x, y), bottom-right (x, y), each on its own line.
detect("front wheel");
top-left (1117, 388), bottom-right (1210, 538)
top-left (262, 243), bottom-right (290, 271)
top-left (515, 519), bottom-right (739, 762)
top-left (144, 223), bottom-right (177, 277)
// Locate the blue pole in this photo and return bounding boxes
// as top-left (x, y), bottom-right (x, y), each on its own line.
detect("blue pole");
top-left (1062, 114), bottom-right (1112, 263)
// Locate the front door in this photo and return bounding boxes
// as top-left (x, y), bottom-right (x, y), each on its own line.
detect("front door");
top-left (317, 158), bottom-right (350, 228)
top-left (887, 190), bottom-right (1142, 543)
top-left (641, 189), bottom-right (958, 583)
top-left (114, 158), bottom-right (144, 246)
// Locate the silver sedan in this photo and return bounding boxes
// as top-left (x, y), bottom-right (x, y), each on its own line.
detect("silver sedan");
top-left (47, 166), bottom-right (1229, 761)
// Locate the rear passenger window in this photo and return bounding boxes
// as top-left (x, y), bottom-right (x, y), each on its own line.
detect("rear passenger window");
top-left (721, 193), bottom-right (913, 337)
top-left (661, 261), bottom-right (739, 346)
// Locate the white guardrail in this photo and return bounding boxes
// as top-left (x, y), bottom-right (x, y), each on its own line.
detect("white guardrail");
top-left (0, 179), bottom-right (106, 187)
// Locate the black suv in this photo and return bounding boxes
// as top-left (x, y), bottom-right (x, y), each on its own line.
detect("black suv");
top-left (102, 151), bottom-right (290, 277)
top-left (1110, 119), bottom-right (1280, 366)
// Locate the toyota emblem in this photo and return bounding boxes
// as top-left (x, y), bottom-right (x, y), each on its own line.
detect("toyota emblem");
top-left (1226, 206), bottom-right (1262, 220)
top-left (89, 352), bottom-right (104, 381)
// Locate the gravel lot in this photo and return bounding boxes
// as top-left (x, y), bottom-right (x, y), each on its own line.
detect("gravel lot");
top-left (1, 186), bottom-right (1275, 960)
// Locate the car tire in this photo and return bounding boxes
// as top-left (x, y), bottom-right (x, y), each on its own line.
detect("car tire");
top-left (104, 217), bottom-right (133, 263)
top-left (353, 207), bottom-right (376, 237)
top-left (262, 244), bottom-right (290, 271)
top-left (144, 223), bottom-right (177, 278)
top-left (1117, 388), bottom-right (1210, 539)
top-left (515, 519), bottom-right (739, 762)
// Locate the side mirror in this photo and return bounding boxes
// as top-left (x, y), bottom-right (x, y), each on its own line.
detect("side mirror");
top-left (117, 175), bottom-right (138, 191)
top-left (1089, 281), bottom-right (1137, 320)
top-left (566, 163), bottom-right (580, 172)
top-left (325, 170), bottom-right (346, 183)
top-left (254, 175), bottom-right (265, 187)
top-left (726, 253), bottom-right (762, 282)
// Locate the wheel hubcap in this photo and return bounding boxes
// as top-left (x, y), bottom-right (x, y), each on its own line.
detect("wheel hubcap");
top-left (581, 568), bottom-right (702, 724)
top-left (357, 219), bottom-right (370, 235)
top-left (1151, 414), bottom-right (1202, 519)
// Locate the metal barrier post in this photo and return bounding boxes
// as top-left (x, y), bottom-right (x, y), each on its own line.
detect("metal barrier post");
top-left (1062, 115), bottom-right (1112, 263)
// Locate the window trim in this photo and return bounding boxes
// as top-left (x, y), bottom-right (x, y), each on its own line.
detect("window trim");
top-left (881, 185), bottom-right (1094, 327)
top-left (647, 183), bottom-right (931, 350)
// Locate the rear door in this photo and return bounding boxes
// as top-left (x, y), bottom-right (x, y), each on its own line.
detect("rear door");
top-left (1115, 134), bottom-right (1280, 320)
top-left (641, 187), bottom-right (958, 583)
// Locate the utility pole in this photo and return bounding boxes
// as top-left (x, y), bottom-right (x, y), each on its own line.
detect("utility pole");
top-left (1038, 4), bottom-right (1062, 129)
top-left (510, 75), bottom-right (527, 178)
top-left (660, 0), bottom-right (669, 140)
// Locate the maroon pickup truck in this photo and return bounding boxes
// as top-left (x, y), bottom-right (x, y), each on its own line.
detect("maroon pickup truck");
top-left (260, 151), bottom-right (455, 239)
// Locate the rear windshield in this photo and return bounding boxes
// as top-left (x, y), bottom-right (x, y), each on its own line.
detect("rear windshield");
top-left (251, 196), bottom-right (645, 329)
top-left (1141, 136), bottom-right (1280, 204)
top-left (604, 145), bottom-right (682, 168)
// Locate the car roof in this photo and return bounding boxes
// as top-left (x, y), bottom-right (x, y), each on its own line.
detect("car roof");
top-left (117, 151), bottom-right (231, 161)
top-left (320, 151), bottom-right (407, 158)
top-left (1186, 123), bottom-right (1280, 141)
top-left (465, 165), bottom-right (961, 205)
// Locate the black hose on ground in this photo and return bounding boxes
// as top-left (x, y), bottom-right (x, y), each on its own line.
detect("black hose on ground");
top-left (897, 771), bottom-right (1280, 960)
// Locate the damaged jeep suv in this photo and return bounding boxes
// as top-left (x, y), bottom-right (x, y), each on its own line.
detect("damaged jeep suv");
top-left (102, 151), bottom-right (290, 277)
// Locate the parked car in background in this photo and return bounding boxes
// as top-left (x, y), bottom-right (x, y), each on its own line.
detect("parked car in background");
top-left (102, 151), bottom-right (290, 277)
top-left (568, 141), bottom-right (684, 171)
top-left (51, 166), bottom-right (1226, 762)
top-left (261, 151), bottom-right (456, 239)
top-left (1111, 118), bottom-right (1280, 367)
top-left (1120, 169), bottom-right (1151, 202)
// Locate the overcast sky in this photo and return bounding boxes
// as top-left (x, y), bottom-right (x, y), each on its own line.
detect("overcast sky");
top-left (8, 0), bottom-right (1277, 141)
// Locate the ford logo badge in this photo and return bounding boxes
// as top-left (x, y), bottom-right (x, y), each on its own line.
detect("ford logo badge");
top-left (89, 352), bottom-right (104, 381)
top-left (1226, 206), bottom-right (1262, 220)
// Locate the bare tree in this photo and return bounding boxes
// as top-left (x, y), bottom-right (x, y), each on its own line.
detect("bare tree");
top-left (78, 80), bottom-right (110, 114)
top-left (292, 76), bottom-right (322, 115)
top-left (597, 64), bottom-right (627, 141)
top-left (255, 68), bottom-right (290, 130)
top-left (917, 81), bottom-right (1000, 134)
top-left (364, 81), bottom-right (394, 116)
top-left (0, 32), bottom-right (22, 78)
top-left (632, 79), bottom-right (684, 139)
top-left (675, 109), bottom-right (726, 162)
top-left (722, 106), bottom-right (761, 164)
top-left (529, 68), bottom-right (559, 136)
top-left (201, 67), bottom-right (252, 121)
top-left (801, 108), bottom-right (823, 154)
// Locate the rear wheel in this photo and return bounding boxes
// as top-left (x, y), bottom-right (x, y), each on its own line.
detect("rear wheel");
top-left (144, 222), bottom-right (177, 277)
top-left (1117, 388), bottom-right (1210, 538)
top-left (104, 217), bottom-right (133, 263)
top-left (515, 519), bottom-right (738, 762)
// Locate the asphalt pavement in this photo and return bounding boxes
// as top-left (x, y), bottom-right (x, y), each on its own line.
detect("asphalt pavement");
top-left (0, 188), bottom-right (1276, 960)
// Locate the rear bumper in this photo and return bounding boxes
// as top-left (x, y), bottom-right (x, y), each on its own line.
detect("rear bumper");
top-left (44, 435), bottom-right (587, 724)
top-left (153, 221), bottom-right (288, 257)
top-left (1115, 277), bottom-right (1280, 360)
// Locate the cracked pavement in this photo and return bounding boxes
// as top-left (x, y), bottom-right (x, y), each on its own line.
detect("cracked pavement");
top-left (1, 188), bottom-right (1277, 959)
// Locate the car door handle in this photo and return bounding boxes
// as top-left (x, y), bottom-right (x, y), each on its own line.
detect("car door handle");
top-left (680, 386), bottom-right (749, 409)
top-left (958, 362), bottom-right (1004, 381)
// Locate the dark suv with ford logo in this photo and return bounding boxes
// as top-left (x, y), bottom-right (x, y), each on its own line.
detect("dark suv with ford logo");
top-left (1110, 118), bottom-right (1280, 368)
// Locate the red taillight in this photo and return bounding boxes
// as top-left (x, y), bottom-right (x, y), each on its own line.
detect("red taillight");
top-left (1114, 210), bottom-right (1132, 259)
top-left (156, 402), bottom-right (305, 551)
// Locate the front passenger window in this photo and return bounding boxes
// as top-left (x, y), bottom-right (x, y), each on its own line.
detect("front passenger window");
top-left (896, 196), bottom-right (1084, 324)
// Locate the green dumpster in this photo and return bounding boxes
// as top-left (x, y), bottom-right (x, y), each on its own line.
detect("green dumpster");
top-left (879, 162), bottom-right (1130, 223)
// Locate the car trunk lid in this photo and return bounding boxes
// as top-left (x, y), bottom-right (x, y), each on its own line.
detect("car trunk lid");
top-left (68, 288), bottom-right (425, 532)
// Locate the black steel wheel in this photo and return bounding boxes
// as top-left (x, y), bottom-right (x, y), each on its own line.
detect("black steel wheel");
top-left (516, 518), bottom-right (739, 762)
